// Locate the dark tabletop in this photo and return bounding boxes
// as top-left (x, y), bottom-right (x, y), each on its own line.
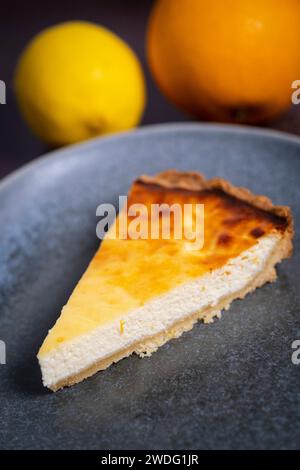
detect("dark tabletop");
top-left (1, 0), bottom-right (300, 180)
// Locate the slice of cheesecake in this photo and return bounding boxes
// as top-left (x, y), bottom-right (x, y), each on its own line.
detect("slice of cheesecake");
top-left (38, 170), bottom-right (293, 391)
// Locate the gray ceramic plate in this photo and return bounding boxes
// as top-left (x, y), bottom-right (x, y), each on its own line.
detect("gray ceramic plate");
top-left (0, 123), bottom-right (299, 450)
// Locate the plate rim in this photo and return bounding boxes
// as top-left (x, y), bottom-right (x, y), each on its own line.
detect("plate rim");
top-left (1, 121), bottom-right (300, 194)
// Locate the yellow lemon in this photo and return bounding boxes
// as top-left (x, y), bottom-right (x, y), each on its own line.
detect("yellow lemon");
top-left (14, 21), bottom-right (146, 146)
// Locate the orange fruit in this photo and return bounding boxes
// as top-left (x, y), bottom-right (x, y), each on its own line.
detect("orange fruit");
top-left (147, 0), bottom-right (300, 124)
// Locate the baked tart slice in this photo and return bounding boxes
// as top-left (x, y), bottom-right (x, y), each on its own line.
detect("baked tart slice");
top-left (38, 170), bottom-right (293, 391)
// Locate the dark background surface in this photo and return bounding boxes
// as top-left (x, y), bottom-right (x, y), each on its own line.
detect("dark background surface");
top-left (1, 0), bottom-right (300, 179)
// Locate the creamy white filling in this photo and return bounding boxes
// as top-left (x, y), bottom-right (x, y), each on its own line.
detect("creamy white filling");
top-left (39, 234), bottom-right (280, 388)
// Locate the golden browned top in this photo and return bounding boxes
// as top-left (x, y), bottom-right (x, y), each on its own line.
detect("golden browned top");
top-left (136, 169), bottom-right (292, 228)
top-left (128, 170), bottom-right (290, 254)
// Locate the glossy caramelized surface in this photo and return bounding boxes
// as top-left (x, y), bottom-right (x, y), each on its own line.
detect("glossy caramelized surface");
top-left (39, 179), bottom-right (287, 355)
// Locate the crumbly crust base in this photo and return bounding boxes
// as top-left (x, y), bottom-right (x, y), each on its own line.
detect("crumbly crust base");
top-left (47, 170), bottom-right (294, 391)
